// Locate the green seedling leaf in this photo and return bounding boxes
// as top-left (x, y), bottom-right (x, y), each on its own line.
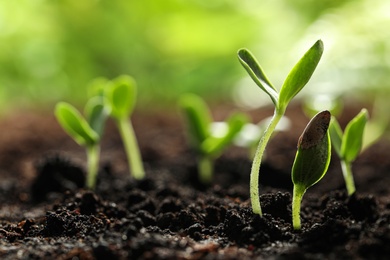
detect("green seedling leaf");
top-left (237, 48), bottom-right (279, 106)
top-left (340, 108), bottom-right (368, 162)
top-left (84, 97), bottom-right (110, 138)
top-left (329, 117), bottom-right (343, 157)
top-left (279, 40), bottom-right (324, 109)
top-left (106, 75), bottom-right (137, 119)
top-left (179, 93), bottom-right (212, 150)
top-left (201, 113), bottom-right (248, 156)
top-left (292, 110), bottom-right (331, 188)
top-left (291, 110), bottom-right (331, 230)
top-left (55, 102), bottom-right (98, 147)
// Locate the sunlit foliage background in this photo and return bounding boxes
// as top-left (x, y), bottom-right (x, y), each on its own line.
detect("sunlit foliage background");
top-left (0, 0), bottom-right (389, 112)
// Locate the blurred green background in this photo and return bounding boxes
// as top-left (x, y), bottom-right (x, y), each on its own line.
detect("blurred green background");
top-left (0, 0), bottom-right (389, 113)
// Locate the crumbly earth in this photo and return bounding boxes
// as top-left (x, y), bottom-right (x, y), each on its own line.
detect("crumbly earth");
top-left (0, 103), bottom-right (389, 259)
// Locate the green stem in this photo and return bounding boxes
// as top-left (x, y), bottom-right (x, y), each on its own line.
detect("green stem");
top-left (341, 159), bottom-right (356, 196)
top-left (198, 156), bottom-right (213, 184)
top-left (118, 118), bottom-right (145, 180)
top-left (292, 184), bottom-right (306, 230)
top-left (86, 144), bottom-right (100, 190)
top-left (250, 110), bottom-right (284, 216)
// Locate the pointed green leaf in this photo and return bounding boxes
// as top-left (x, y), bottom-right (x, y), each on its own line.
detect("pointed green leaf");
top-left (341, 109), bottom-right (368, 162)
top-left (179, 94), bottom-right (212, 150)
top-left (202, 112), bottom-right (248, 156)
top-left (329, 117), bottom-right (343, 157)
top-left (292, 110), bottom-right (331, 189)
top-left (106, 75), bottom-right (137, 119)
top-left (238, 48), bottom-right (279, 106)
top-left (55, 102), bottom-right (98, 147)
top-left (84, 97), bottom-right (110, 138)
top-left (279, 40), bottom-right (324, 109)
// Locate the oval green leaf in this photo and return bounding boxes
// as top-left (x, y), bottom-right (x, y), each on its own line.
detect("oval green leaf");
top-left (340, 108), bottom-right (368, 162)
top-left (292, 110), bottom-right (331, 189)
top-left (179, 94), bottom-right (212, 150)
top-left (55, 102), bottom-right (98, 146)
top-left (107, 75), bottom-right (137, 119)
top-left (237, 48), bottom-right (279, 106)
top-left (202, 112), bottom-right (248, 156)
top-left (84, 97), bottom-right (109, 138)
top-left (279, 40), bottom-right (324, 109)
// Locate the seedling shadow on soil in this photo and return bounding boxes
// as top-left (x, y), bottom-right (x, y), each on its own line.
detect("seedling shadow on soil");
top-left (1, 104), bottom-right (390, 259)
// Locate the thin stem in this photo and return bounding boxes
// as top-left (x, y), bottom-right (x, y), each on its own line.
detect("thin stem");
top-left (118, 118), bottom-right (145, 180)
top-left (86, 144), bottom-right (100, 190)
top-left (341, 159), bottom-right (356, 196)
top-left (292, 184), bottom-right (306, 230)
top-left (250, 110), bottom-right (284, 216)
top-left (198, 156), bottom-right (213, 184)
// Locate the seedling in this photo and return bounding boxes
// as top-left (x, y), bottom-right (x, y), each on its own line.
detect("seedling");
top-left (55, 97), bottom-right (109, 189)
top-left (179, 93), bottom-right (248, 184)
top-left (105, 75), bottom-right (145, 180)
top-left (291, 110), bottom-right (331, 230)
top-left (238, 40), bottom-right (324, 216)
top-left (329, 108), bottom-right (368, 196)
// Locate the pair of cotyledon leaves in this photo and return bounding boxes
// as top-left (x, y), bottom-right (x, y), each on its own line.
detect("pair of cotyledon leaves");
top-left (179, 93), bottom-right (248, 158)
top-left (55, 75), bottom-right (137, 148)
top-left (330, 109), bottom-right (368, 163)
top-left (238, 40), bottom-right (324, 113)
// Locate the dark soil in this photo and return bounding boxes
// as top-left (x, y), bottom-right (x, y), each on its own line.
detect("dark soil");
top-left (1, 103), bottom-right (390, 259)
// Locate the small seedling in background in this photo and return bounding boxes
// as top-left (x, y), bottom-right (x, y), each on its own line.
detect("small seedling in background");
top-left (234, 116), bottom-right (291, 159)
top-left (105, 75), bottom-right (145, 180)
top-left (179, 93), bottom-right (248, 184)
top-left (238, 39), bottom-right (324, 216)
top-left (329, 108), bottom-right (368, 196)
top-left (55, 98), bottom-right (109, 189)
top-left (291, 110), bottom-right (331, 230)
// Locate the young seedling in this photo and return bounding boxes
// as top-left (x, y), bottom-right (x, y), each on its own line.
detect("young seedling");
top-left (291, 110), bottom-right (331, 230)
top-left (55, 97), bottom-right (109, 189)
top-left (238, 39), bottom-right (324, 216)
top-left (179, 93), bottom-right (248, 184)
top-left (329, 108), bottom-right (368, 196)
top-left (105, 75), bottom-right (145, 180)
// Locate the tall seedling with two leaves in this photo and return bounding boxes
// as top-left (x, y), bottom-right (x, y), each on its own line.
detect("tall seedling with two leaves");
top-left (238, 40), bottom-right (324, 216)
top-left (329, 109), bottom-right (368, 195)
top-left (55, 93), bottom-right (109, 190)
top-left (105, 76), bottom-right (145, 180)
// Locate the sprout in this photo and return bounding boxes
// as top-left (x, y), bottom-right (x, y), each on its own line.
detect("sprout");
top-left (105, 75), bottom-right (145, 180)
top-left (55, 98), bottom-right (109, 189)
top-left (238, 40), bottom-right (324, 216)
top-left (329, 108), bottom-right (368, 196)
top-left (179, 93), bottom-right (248, 184)
top-left (291, 110), bottom-right (331, 230)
